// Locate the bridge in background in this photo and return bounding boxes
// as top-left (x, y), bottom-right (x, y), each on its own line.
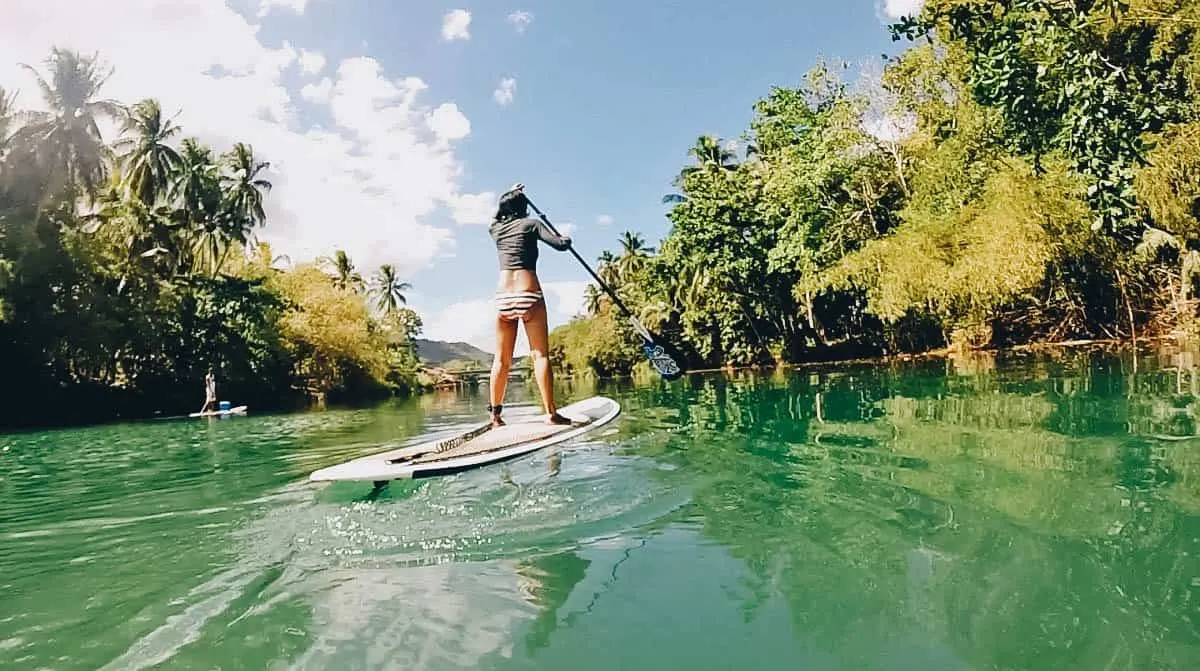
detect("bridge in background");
top-left (420, 365), bottom-right (530, 390)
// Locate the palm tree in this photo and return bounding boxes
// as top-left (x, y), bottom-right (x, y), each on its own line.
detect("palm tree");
top-left (173, 139), bottom-right (219, 215)
top-left (618, 230), bottom-right (655, 275)
top-left (126, 198), bottom-right (187, 273)
top-left (370, 264), bottom-right (411, 315)
top-left (220, 142), bottom-right (271, 248)
top-left (0, 86), bottom-right (17, 156)
top-left (584, 284), bottom-right (603, 315)
top-left (619, 231), bottom-right (654, 256)
top-left (0, 87), bottom-right (18, 188)
top-left (662, 135), bottom-right (740, 204)
top-left (597, 250), bottom-right (620, 285)
top-left (113, 98), bottom-right (182, 206)
top-left (687, 135), bottom-right (740, 172)
top-left (174, 139), bottom-right (227, 274)
top-left (321, 249), bottom-right (363, 292)
top-left (11, 48), bottom-right (124, 202)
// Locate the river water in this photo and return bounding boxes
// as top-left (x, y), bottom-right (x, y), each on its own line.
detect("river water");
top-left (2, 349), bottom-right (1198, 670)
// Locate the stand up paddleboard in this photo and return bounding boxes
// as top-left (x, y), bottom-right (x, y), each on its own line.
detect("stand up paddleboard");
top-left (309, 396), bottom-right (620, 482)
top-left (189, 405), bottom-right (248, 418)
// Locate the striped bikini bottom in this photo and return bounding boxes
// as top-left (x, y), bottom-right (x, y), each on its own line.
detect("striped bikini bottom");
top-left (494, 290), bottom-right (544, 320)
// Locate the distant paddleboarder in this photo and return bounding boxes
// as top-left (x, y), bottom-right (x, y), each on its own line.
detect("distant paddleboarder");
top-left (199, 367), bottom-right (217, 414)
top-left (487, 183), bottom-right (573, 428)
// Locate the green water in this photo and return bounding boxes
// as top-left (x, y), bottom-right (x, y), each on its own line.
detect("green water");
top-left (2, 350), bottom-right (1199, 670)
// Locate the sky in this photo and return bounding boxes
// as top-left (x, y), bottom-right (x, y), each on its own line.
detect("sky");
top-left (0, 0), bottom-right (925, 356)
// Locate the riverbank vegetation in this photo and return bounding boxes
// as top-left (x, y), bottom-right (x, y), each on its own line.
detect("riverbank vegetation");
top-left (551, 0), bottom-right (1200, 377)
top-left (0, 48), bottom-right (425, 429)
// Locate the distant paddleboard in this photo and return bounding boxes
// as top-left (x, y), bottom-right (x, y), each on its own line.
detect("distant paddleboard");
top-left (309, 396), bottom-right (620, 482)
top-left (189, 405), bottom-right (248, 418)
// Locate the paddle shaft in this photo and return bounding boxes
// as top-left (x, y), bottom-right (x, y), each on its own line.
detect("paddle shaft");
top-left (523, 197), bottom-right (640, 323)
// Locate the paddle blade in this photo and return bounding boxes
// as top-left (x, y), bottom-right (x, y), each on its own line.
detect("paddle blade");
top-left (626, 316), bottom-right (684, 380)
top-left (640, 338), bottom-right (684, 380)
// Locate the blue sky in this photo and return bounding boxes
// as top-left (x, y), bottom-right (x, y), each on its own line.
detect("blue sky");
top-left (0, 0), bottom-right (924, 354)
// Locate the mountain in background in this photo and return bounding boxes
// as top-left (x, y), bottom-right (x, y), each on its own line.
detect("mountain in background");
top-left (413, 339), bottom-right (490, 365)
top-left (414, 339), bottom-right (530, 371)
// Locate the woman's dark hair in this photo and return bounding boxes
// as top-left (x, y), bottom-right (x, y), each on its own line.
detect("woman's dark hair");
top-left (494, 187), bottom-right (529, 223)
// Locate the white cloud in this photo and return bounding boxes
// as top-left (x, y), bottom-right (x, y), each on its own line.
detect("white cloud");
top-left (258, 0), bottom-right (308, 17)
top-left (882, 0), bottom-right (924, 19)
top-left (0, 0), bottom-right (491, 276)
top-left (421, 297), bottom-right (499, 356)
top-left (299, 76), bottom-right (332, 103)
top-left (441, 9), bottom-right (471, 41)
top-left (506, 10), bottom-right (533, 34)
top-left (595, 214), bottom-right (613, 226)
top-left (543, 281), bottom-right (588, 322)
top-left (298, 49), bottom-right (325, 75)
top-left (556, 222), bottom-right (576, 238)
top-left (493, 77), bottom-right (517, 106)
top-left (426, 102), bottom-right (471, 141)
top-left (421, 281), bottom-right (590, 356)
top-left (450, 191), bottom-right (497, 226)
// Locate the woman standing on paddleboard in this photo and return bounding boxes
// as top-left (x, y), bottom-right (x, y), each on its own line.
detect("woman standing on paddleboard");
top-left (199, 367), bottom-right (217, 414)
top-left (487, 184), bottom-right (573, 428)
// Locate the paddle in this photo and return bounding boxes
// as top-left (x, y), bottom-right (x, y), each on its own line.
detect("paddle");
top-left (522, 193), bottom-right (685, 381)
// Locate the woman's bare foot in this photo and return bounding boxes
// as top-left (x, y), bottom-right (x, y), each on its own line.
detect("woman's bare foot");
top-left (546, 412), bottom-right (572, 425)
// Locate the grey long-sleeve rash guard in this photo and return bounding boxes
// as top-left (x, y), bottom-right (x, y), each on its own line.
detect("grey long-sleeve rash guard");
top-left (488, 216), bottom-right (571, 270)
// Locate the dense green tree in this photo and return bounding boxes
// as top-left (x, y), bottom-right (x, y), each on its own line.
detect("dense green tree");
top-left (891, 0), bottom-right (1196, 240)
top-left (0, 48), bottom-right (429, 428)
top-left (551, 0), bottom-right (1200, 377)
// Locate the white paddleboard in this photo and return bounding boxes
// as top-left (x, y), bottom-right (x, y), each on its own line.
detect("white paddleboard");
top-left (308, 395), bottom-right (620, 482)
top-left (189, 405), bottom-right (248, 418)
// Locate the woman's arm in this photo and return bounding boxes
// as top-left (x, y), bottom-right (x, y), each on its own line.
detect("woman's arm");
top-left (532, 218), bottom-right (572, 251)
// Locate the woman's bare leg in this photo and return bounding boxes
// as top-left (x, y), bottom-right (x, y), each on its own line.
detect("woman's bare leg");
top-left (490, 314), bottom-right (519, 426)
top-left (524, 300), bottom-right (570, 424)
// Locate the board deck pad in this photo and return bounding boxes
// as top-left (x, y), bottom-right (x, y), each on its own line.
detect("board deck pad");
top-left (411, 420), bottom-right (586, 464)
top-left (308, 396), bottom-right (620, 483)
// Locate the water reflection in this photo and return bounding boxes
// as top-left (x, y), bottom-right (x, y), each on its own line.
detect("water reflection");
top-left (287, 563), bottom-right (531, 669)
top-left (514, 551), bottom-right (591, 653)
top-left (595, 348), bottom-right (1200, 670)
